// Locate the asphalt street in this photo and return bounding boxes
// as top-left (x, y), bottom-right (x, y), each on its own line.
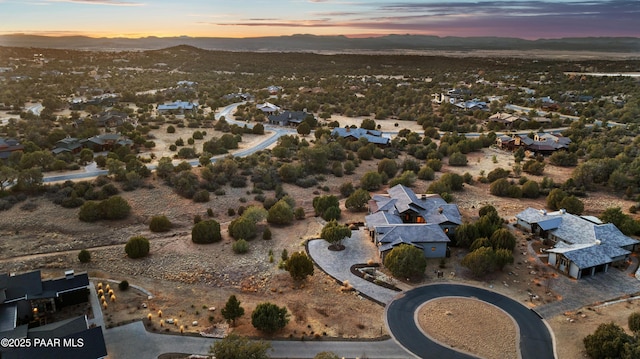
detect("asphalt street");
top-left (386, 284), bottom-right (555, 359)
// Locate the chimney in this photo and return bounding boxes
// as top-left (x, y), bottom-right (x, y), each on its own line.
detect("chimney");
top-left (65, 270), bottom-right (74, 280)
top-left (438, 207), bottom-right (443, 214)
top-left (421, 194), bottom-right (426, 200)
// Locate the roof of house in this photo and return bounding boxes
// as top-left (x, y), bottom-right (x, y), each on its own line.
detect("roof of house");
top-left (497, 135), bottom-right (513, 143)
top-left (548, 244), bottom-right (630, 268)
top-left (28, 316), bottom-right (88, 339)
top-left (0, 270), bottom-right (43, 303)
top-left (3, 325), bottom-right (107, 359)
top-left (256, 102), bottom-right (280, 113)
top-left (368, 196), bottom-right (398, 214)
top-left (157, 101), bottom-right (197, 111)
top-left (517, 135), bottom-right (534, 146)
top-left (364, 211), bottom-right (403, 227)
top-left (377, 223), bottom-right (450, 252)
top-left (84, 134), bottom-right (132, 147)
top-left (517, 207), bottom-right (638, 269)
top-left (268, 111), bottom-right (309, 125)
top-left (0, 270), bottom-right (88, 304)
top-left (0, 304), bottom-right (17, 333)
top-left (331, 127), bottom-right (390, 145)
top-left (366, 185), bottom-right (461, 255)
top-left (0, 138), bottom-right (22, 149)
top-left (385, 185), bottom-right (462, 225)
top-left (489, 112), bottom-right (522, 123)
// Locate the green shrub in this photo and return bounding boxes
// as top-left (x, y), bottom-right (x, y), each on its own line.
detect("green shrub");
top-left (262, 227), bottom-right (272, 240)
top-left (448, 152), bottom-right (468, 166)
top-left (383, 244), bottom-right (427, 279)
top-left (487, 168), bottom-right (510, 183)
top-left (523, 159), bottom-right (545, 175)
top-left (322, 206), bottom-right (341, 221)
top-left (417, 166), bottom-right (435, 180)
top-left (78, 201), bottom-right (102, 222)
top-left (191, 220), bottom-right (222, 244)
top-left (125, 236), bottom-right (150, 259)
top-left (62, 194), bottom-right (84, 208)
top-left (232, 239), bottom-right (249, 254)
top-left (193, 189), bottom-right (210, 203)
top-left (100, 195), bottom-right (131, 220)
top-left (78, 249), bottom-right (91, 263)
top-left (229, 217), bottom-right (257, 240)
top-left (118, 280), bottom-right (129, 291)
top-left (285, 251), bottom-right (314, 281)
top-left (251, 302), bottom-right (290, 334)
top-left (267, 199), bottom-right (294, 225)
top-left (149, 215), bottom-right (172, 232)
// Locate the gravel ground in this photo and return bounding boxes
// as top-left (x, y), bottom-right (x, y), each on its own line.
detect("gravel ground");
top-left (418, 297), bottom-right (518, 359)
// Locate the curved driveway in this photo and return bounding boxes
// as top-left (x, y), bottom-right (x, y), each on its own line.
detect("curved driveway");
top-left (386, 284), bottom-right (554, 359)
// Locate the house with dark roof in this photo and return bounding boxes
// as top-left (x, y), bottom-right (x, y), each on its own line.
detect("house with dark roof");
top-left (0, 270), bottom-right (105, 359)
top-left (0, 316), bottom-right (107, 359)
top-left (93, 110), bottom-right (129, 128)
top-left (331, 127), bottom-right (390, 146)
top-left (83, 134), bottom-right (133, 153)
top-left (0, 270), bottom-right (90, 324)
top-left (52, 137), bottom-right (83, 155)
top-left (52, 134), bottom-right (132, 154)
top-left (365, 185), bottom-right (462, 260)
top-left (268, 111), bottom-right (311, 127)
top-left (0, 138), bottom-right (23, 160)
top-left (515, 208), bottom-right (639, 279)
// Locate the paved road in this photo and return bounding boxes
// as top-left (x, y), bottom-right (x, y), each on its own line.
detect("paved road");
top-left (42, 103), bottom-right (297, 184)
top-left (386, 284), bottom-right (555, 359)
top-left (505, 103), bottom-right (625, 128)
top-left (105, 321), bottom-right (413, 359)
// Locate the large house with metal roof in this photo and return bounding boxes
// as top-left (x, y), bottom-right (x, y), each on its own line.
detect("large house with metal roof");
top-left (268, 111), bottom-right (311, 127)
top-left (331, 127), bottom-right (390, 146)
top-left (515, 207), bottom-right (639, 279)
top-left (495, 132), bottom-right (571, 155)
top-left (365, 184), bottom-right (462, 260)
top-left (157, 100), bottom-right (198, 114)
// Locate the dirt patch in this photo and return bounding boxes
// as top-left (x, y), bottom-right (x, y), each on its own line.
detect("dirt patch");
top-left (549, 298), bottom-right (640, 359)
top-left (0, 159), bottom-right (386, 340)
top-left (418, 297), bottom-right (518, 359)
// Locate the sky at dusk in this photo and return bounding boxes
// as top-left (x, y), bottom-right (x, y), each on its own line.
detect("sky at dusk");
top-left (0, 0), bottom-right (638, 39)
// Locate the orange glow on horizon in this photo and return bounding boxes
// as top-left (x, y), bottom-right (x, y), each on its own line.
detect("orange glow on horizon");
top-left (3, 27), bottom-right (438, 39)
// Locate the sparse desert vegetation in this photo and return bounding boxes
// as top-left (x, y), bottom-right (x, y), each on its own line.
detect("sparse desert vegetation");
top-left (1, 45), bottom-right (640, 359)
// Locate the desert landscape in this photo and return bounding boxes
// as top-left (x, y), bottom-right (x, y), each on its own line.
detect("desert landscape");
top-left (1, 37), bottom-right (640, 359)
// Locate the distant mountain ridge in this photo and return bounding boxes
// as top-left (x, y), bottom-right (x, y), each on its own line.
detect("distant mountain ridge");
top-left (1, 33), bottom-right (638, 53)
